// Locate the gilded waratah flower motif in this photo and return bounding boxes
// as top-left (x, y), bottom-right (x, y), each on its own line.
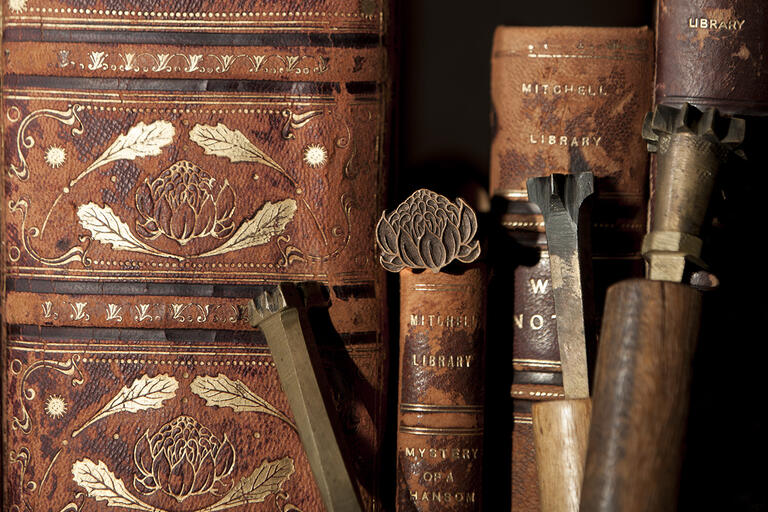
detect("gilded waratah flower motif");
top-left (133, 415), bottom-right (235, 502)
top-left (135, 160), bottom-right (236, 245)
top-left (376, 188), bottom-right (481, 273)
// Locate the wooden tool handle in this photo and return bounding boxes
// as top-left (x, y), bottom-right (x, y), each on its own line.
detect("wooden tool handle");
top-left (533, 398), bottom-right (592, 512)
top-left (580, 279), bottom-right (702, 512)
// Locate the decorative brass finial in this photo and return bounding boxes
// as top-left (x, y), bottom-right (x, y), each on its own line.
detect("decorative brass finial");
top-left (376, 189), bottom-right (481, 273)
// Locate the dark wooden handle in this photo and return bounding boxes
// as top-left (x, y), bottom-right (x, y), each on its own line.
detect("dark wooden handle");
top-left (533, 398), bottom-right (592, 512)
top-left (580, 279), bottom-right (702, 512)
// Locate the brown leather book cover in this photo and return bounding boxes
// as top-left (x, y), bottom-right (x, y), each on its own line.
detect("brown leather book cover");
top-left (655, 0), bottom-right (768, 115)
top-left (396, 266), bottom-right (486, 511)
top-left (1, 2), bottom-right (391, 511)
top-left (489, 26), bottom-right (653, 510)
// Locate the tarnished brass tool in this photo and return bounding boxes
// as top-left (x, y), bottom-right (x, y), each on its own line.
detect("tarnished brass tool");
top-left (642, 103), bottom-right (745, 283)
top-left (526, 172), bottom-right (594, 512)
top-left (249, 283), bottom-right (363, 512)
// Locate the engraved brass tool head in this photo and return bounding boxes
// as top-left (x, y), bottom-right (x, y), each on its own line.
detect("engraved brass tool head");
top-left (376, 188), bottom-right (481, 273)
top-left (642, 103), bottom-right (745, 282)
top-left (248, 283), bottom-right (363, 512)
top-left (526, 172), bottom-right (594, 399)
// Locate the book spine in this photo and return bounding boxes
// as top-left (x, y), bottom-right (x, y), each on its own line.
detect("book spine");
top-left (396, 266), bottom-right (486, 511)
top-left (488, 26), bottom-right (653, 510)
top-left (655, 0), bottom-right (768, 115)
top-left (2, 2), bottom-right (390, 511)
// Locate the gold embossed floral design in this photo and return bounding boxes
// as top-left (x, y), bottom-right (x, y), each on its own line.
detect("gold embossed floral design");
top-left (135, 160), bottom-right (236, 245)
top-left (133, 415), bottom-right (235, 502)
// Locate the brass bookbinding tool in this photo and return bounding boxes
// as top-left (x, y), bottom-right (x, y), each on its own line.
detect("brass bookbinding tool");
top-left (249, 283), bottom-right (363, 512)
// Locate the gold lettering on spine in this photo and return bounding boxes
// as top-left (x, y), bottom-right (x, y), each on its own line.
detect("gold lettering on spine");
top-left (412, 354), bottom-right (474, 368)
top-left (411, 491), bottom-right (477, 502)
top-left (530, 278), bottom-right (549, 294)
top-left (687, 17), bottom-right (746, 31)
top-left (421, 471), bottom-right (455, 483)
top-left (512, 313), bottom-right (556, 331)
top-left (403, 446), bottom-right (481, 460)
top-left (408, 313), bottom-right (478, 329)
top-left (528, 135), bottom-right (603, 147)
top-left (521, 83), bottom-right (609, 96)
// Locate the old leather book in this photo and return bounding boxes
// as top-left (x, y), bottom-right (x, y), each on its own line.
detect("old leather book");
top-left (653, 1), bottom-right (767, 508)
top-left (488, 26), bottom-right (653, 510)
top-left (1, 2), bottom-right (391, 511)
top-left (655, 0), bottom-right (768, 115)
top-left (396, 266), bottom-right (486, 511)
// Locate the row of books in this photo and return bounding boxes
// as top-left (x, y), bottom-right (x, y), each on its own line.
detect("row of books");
top-left (394, 0), bottom-right (767, 510)
top-left (2, 0), bottom-right (766, 510)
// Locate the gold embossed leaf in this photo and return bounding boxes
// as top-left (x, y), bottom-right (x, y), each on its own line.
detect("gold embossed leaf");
top-left (72, 459), bottom-right (155, 512)
top-left (80, 121), bottom-right (175, 180)
top-left (191, 374), bottom-right (295, 429)
top-left (198, 199), bottom-right (297, 258)
top-left (190, 123), bottom-right (285, 173)
top-left (72, 374), bottom-right (179, 437)
top-left (77, 202), bottom-right (183, 261)
top-left (208, 457), bottom-right (295, 509)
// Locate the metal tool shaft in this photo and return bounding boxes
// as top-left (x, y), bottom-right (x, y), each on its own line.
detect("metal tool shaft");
top-left (249, 284), bottom-right (363, 512)
top-left (527, 172), bottom-right (594, 399)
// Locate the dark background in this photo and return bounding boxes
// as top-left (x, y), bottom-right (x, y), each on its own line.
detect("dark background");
top-left (390, 1), bottom-right (765, 510)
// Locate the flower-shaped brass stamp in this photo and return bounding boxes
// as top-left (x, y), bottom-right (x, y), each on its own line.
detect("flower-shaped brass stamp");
top-left (376, 189), bottom-right (480, 273)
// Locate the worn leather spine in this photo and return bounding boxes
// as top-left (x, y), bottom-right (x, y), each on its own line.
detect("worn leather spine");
top-left (655, 0), bottom-right (768, 115)
top-left (488, 26), bottom-right (653, 510)
top-left (396, 266), bottom-right (486, 511)
top-left (1, 2), bottom-right (391, 511)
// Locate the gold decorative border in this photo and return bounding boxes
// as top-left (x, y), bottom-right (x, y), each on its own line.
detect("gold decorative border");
top-left (4, 91), bottom-right (379, 282)
top-left (400, 403), bottom-right (483, 414)
top-left (398, 426), bottom-right (484, 436)
top-left (4, 3), bottom-right (382, 33)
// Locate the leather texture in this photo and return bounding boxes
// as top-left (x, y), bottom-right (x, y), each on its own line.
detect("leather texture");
top-left (1, 2), bottom-right (391, 511)
top-left (655, 0), bottom-right (768, 115)
top-left (396, 266), bottom-right (486, 511)
top-left (489, 26), bottom-right (653, 511)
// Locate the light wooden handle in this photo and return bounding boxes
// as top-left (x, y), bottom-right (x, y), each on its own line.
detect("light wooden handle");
top-left (533, 398), bottom-right (592, 512)
top-left (580, 279), bottom-right (702, 512)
